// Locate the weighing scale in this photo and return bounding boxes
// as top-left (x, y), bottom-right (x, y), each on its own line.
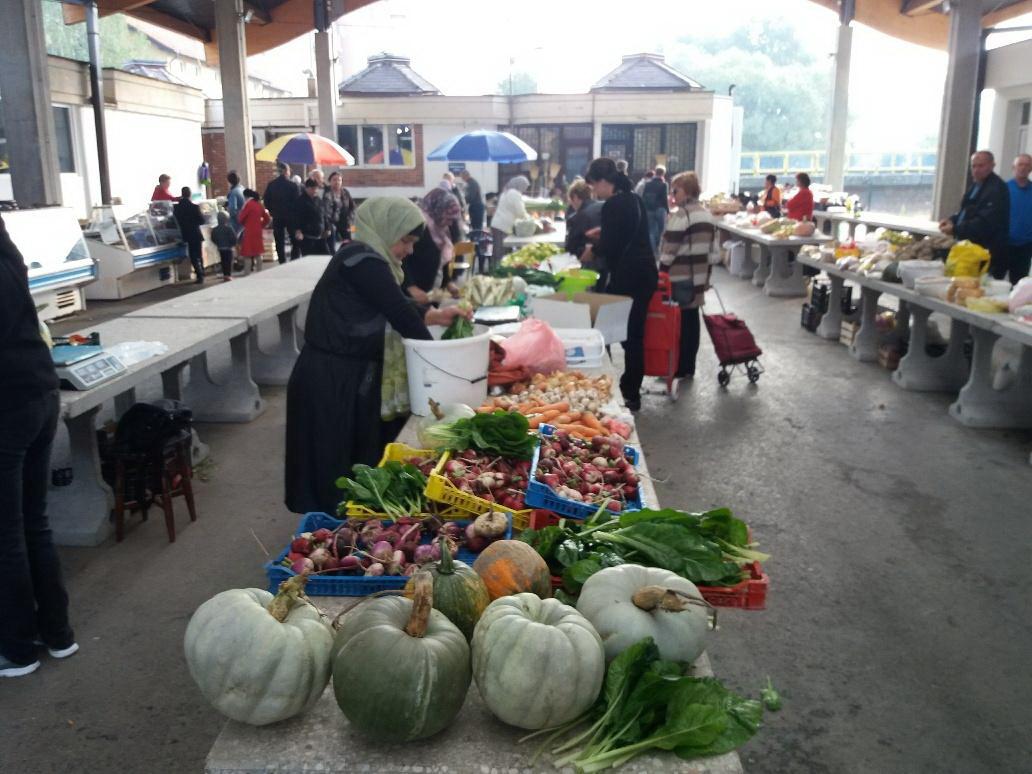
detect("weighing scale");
top-left (52, 344), bottom-right (127, 390)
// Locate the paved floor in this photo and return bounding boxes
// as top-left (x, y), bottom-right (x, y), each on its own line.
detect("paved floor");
top-left (2, 269), bottom-right (1031, 773)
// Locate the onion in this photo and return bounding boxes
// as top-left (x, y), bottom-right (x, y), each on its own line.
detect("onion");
top-left (473, 511), bottom-right (508, 540)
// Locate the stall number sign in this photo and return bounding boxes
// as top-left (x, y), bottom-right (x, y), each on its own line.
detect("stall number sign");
top-left (448, 162), bottom-right (467, 174)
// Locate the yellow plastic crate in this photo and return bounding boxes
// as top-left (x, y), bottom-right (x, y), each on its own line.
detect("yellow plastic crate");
top-left (424, 450), bottom-right (533, 530)
top-left (342, 443), bottom-right (458, 520)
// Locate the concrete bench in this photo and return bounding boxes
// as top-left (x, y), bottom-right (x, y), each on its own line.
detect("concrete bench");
top-left (717, 221), bottom-right (832, 298)
top-left (55, 316), bottom-right (250, 546)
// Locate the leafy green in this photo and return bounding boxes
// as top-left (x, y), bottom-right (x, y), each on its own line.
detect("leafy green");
top-left (761, 677), bottom-right (781, 712)
top-left (490, 266), bottom-right (563, 287)
top-left (422, 410), bottom-right (535, 459)
top-left (334, 461), bottom-right (427, 519)
top-left (541, 637), bottom-right (763, 771)
top-left (441, 315), bottom-right (474, 340)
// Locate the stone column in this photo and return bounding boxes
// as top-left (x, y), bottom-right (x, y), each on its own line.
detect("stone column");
top-left (314, 30), bottom-right (336, 140)
top-left (931, 0), bottom-right (983, 220)
top-left (214, 0), bottom-right (255, 188)
top-left (0, 0), bottom-right (62, 207)
top-left (824, 5), bottom-right (853, 191)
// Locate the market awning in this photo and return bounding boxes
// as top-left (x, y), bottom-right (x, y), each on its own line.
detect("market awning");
top-left (808, 0), bottom-right (1032, 48)
top-left (60, 0), bottom-right (379, 59)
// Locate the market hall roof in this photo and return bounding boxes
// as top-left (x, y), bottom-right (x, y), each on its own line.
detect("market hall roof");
top-left (60, 0), bottom-right (380, 59)
top-left (591, 53), bottom-right (704, 93)
top-left (337, 54), bottom-right (441, 97)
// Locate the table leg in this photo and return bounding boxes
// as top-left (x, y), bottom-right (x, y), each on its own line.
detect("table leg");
top-left (816, 274), bottom-right (845, 340)
top-left (752, 245), bottom-right (771, 287)
top-left (764, 247), bottom-right (806, 297)
top-left (850, 286), bottom-right (881, 362)
top-left (113, 388), bottom-right (136, 417)
top-left (950, 335), bottom-right (1032, 428)
top-left (182, 333), bottom-right (265, 423)
top-left (49, 406), bottom-right (112, 546)
top-left (250, 307), bottom-right (301, 386)
top-left (158, 363), bottom-right (210, 463)
top-left (893, 309), bottom-right (970, 391)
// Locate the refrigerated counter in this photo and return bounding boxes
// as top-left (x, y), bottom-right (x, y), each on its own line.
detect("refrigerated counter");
top-left (3, 206), bottom-right (96, 320)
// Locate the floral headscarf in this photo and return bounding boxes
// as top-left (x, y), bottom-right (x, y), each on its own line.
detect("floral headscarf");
top-left (420, 188), bottom-right (461, 264)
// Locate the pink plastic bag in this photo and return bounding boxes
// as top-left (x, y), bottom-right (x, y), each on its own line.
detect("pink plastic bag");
top-left (1010, 277), bottom-right (1032, 314)
top-left (501, 319), bottom-right (566, 374)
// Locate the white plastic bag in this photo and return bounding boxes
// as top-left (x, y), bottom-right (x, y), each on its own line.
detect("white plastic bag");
top-left (1009, 276), bottom-right (1032, 314)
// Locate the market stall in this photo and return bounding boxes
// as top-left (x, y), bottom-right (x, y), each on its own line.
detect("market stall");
top-left (3, 206), bottom-right (96, 320)
top-left (186, 252), bottom-right (774, 773)
top-left (716, 214), bottom-right (832, 297)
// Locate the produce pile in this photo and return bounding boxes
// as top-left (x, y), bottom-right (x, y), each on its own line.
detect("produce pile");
top-left (533, 428), bottom-right (640, 510)
top-left (437, 450), bottom-right (531, 512)
top-left (335, 458), bottom-right (434, 519)
top-left (893, 232), bottom-right (954, 261)
top-left (490, 265), bottom-right (563, 288)
top-left (279, 512), bottom-right (509, 578)
top-left (501, 242), bottom-right (562, 269)
top-left (461, 275), bottom-right (520, 308)
top-left (420, 409), bottom-right (536, 459)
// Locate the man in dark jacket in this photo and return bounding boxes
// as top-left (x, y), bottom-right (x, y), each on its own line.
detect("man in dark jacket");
top-left (642, 166), bottom-right (670, 255)
top-left (460, 170), bottom-right (485, 231)
top-left (940, 150), bottom-right (1011, 279)
top-left (173, 187), bottom-right (207, 284)
top-left (263, 162), bottom-right (301, 263)
top-left (291, 178), bottom-right (328, 257)
top-left (0, 214), bottom-right (78, 677)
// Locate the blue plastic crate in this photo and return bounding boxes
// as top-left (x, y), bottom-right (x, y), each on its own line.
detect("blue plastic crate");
top-left (524, 425), bottom-right (643, 519)
top-left (263, 512), bottom-right (510, 596)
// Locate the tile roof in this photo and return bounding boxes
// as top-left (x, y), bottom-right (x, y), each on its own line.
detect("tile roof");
top-left (338, 53), bottom-right (440, 96)
top-left (591, 53), bottom-right (704, 92)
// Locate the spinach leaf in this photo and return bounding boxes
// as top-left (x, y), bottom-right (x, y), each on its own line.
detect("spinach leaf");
top-left (699, 509), bottom-right (750, 547)
top-left (602, 523), bottom-right (732, 583)
top-left (673, 678), bottom-right (764, 759)
top-left (562, 557), bottom-right (602, 594)
top-left (619, 507), bottom-right (702, 529)
top-left (441, 315), bottom-right (474, 340)
top-left (555, 539), bottom-right (582, 568)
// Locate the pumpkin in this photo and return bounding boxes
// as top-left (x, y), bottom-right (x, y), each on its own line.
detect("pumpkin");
top-left (405, 535), bottom-right (490, 641)
top-left (183, 574), bottom-right (333, 725)
top-left (794, 221), bottom-right (816, 237)
top-left (472, 593), bottom-right (604, 730)
top-left (472, 539), bottom-right (551, 600)
top-left (332, 571), bottom-right (471, 741)
top-left (577, 565), bottom-right (709, 663)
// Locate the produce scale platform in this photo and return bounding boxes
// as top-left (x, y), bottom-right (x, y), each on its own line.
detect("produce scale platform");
top-left (204, 403), bottom-right (745, 774)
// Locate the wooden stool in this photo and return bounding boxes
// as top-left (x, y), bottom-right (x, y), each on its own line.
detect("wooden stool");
top-left (112, 429), bottom-right (198, 543)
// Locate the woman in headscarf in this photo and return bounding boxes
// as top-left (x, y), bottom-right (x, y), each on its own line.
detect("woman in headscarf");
top-left (489, 175), bottom-right (530, 271)
top-left (404, 188), bottom-right (462, 304)
top-left (284, 197), bottom-right (471, 514)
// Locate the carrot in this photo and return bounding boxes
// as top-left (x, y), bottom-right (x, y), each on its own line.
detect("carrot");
top-left (565, 411), bottom-right (582, 423)
top-left (555, 414), bottom-right (572, 425)
top-left (581, 412), bottom-right (605, 432)
top-left (476, 405), bottom-right (497, 414)
top-left (540, 409), bottom-right (562, 422)
top-left (527, 416), bottom-right (544, 429)
top-left (555, 423), bottom-right (601, 438)
top-left (532, 401), bottom-right (569, 414)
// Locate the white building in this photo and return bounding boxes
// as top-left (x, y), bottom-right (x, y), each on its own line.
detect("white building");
top-left (983, 38), bottom-right (1032, 165)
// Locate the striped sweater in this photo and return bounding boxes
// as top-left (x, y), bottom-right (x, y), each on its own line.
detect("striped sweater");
top-left (658, 204), bottom-right (718, 308)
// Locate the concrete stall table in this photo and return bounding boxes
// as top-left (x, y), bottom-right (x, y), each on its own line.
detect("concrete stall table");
top-left (127, 278), bottom-right (314, 398)
top-left (504, 222), bottom-right (567, 249)
top-left (55, 316), bottom-right (249, 546)
top-left (814, 210), bottom-right (938, 241)
top-left (718, 221), bottom-right (831, 297)
top-left (205, 388), bottom-right (745, 774)
top-left (247, 255), bottom-right (331, 281)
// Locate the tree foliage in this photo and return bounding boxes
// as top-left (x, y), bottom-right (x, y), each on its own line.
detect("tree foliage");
top-left (43, 3), bottom-right (155, 68)
top-left (497, 71), bottom-right (538, 96)
top-left (667, 20), bottom-right (832, 152)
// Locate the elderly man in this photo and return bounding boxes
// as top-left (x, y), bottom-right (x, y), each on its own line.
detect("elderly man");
top-left (939, 150), bottom-right (1011, 279)
top-left (1006, 153), bottom-right (1032, 282)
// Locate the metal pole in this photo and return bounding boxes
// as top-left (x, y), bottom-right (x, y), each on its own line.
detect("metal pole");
top-left (85, 1), bottom-right (112, 204)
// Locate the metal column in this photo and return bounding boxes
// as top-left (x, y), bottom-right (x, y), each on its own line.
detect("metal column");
top-left (86, 1), bottom-right (112, 204)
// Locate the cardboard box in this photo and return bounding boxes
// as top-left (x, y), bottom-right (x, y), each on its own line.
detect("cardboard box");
top-left (839, 320), bottom-right (861, 347)
top-left (529, 292), bottom-right (633, 346)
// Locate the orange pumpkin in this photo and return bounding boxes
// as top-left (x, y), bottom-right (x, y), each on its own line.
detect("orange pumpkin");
top-left (472, 540), bottom-right (551, 600)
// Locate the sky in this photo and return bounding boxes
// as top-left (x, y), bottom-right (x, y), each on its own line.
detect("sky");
top-left (245, 0), bottom-right (1032, 153)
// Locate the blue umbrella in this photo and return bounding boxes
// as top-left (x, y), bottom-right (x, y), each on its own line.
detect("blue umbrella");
top-left (427, 130), bottom-right (538, 163)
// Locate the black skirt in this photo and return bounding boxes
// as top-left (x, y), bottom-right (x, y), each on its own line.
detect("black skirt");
top-left (284, 345), bottom-right (385, 515)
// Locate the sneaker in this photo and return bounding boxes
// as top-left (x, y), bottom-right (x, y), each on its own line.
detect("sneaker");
top-left (0, 654), bottom-right (41, 678)
top-left (47, 642), bottom-right (79, 659)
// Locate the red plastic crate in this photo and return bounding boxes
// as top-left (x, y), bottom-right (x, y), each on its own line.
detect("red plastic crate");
top-left (697, 561), bottom-right (768, 610)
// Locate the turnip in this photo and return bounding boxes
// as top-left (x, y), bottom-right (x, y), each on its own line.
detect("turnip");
top-left (337, 555), bottom-right (362, 574)
top-left (474, 511), bottom-right (508, 540)
top-left (465, 522), bottom-right (488, 552)
top-left (291, 557), bottom-right (314, 574)
top-left (290, 537), bottom-right (312, 556)
top-left (287, 551), bottom-right (305, 563)
top-left (387, 550), bottom-right (407, 575)
top-left (445, 460), bottom-right (468, 476)
top-left (591, 456), bottom-right (608, 468)
top-left (413, 543), bottom-right (438, 564)
top-left (311, 528), bottom-right (333, 543)
top-left (439, 522), bottom-right (464, 541)
top-left (364, 562), bottom-right (385, 576)
top-left (370, 541), bottom-right (394, 564)
top-left (308, 547), bottom-right (331, 570)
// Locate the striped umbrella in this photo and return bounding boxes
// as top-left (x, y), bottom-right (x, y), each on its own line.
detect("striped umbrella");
top-left (255, 132), bottom-right (355, 166)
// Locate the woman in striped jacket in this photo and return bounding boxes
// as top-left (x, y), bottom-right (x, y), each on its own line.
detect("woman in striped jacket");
top-left (658, 172), bottom-right (719, 378)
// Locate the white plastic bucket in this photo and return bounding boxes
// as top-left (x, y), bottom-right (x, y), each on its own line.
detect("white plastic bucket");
top-left (403, 325), bottom-right (491, 416)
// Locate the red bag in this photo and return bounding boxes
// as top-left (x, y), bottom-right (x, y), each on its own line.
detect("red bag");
top-left (703, 313), bottom-right (762, 366)
top-left (644, 275), bottom-right (681, 379)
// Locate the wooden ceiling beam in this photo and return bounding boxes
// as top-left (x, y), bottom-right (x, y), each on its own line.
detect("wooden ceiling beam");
top-left (900, 0), bottom-right (943, 15)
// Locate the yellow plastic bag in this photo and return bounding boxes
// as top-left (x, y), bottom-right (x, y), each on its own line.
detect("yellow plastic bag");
top-left (944, 240), bottom-right (990, 278)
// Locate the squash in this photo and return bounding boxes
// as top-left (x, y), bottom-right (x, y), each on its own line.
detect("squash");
top-left (183, 574), bottom-right (333, 725)
top-left (472, 593), bottom-right (604, 730)
top-left (793, 221), bottom-right (816, 237)
top-left (405, 535), bottom-right (490, 641)
top-left (472, 539), bottom-right (551, 600)
top-left (332, 571), bottom-right (471, 741)
top-left (577, 565), bottom-right (709, 663)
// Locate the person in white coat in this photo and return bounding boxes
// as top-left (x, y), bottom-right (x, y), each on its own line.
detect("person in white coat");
top-left (489, 175), bottom-right (530, 270)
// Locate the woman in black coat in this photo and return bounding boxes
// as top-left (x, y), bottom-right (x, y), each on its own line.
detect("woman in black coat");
top-left (291, 178), bottom-right (329, 257)
top-left (581, 158), bottom-right (658, 412)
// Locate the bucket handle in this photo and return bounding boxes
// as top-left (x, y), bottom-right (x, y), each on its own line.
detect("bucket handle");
top-left (411, 347), bottom-right (487, 385)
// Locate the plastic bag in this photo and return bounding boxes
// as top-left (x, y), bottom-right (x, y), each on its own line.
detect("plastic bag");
top-left (1010, 277), bottom-right (1032, 314)
top-left (500, 318), bottom-right (566, 375)
top-left (944, 240), bottom-right (990, 277)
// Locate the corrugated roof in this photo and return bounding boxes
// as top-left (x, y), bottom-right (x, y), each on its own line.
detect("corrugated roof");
top-left (338, 53), bottom-right (440, 96)
top-left (591, 53), bottom-right (704, 92)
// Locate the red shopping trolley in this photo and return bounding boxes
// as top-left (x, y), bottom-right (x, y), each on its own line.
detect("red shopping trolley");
top-left (703, 286), bottom-right (764, 387)
top-left (644, 274), bottom-right (681, 399)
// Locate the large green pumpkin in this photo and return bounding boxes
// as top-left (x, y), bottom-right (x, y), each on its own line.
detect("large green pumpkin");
top-left (183, 575), bottom-right (333, 726)
top-left (472, 593), bottom-right (605, 730)
top-left (332, 572), bottom-right (471, 741)
top-left (405, 536), bottom-right (490, 641)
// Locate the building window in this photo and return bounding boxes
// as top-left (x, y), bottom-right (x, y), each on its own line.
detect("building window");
top-left (602, 123), bottom-right (697, 176)
top-left (500, 123), bottom-right (593, 194)
top-left (53, 106), bottom-right (76, 174)
top-left (337, 123), bottom-right (416, 167)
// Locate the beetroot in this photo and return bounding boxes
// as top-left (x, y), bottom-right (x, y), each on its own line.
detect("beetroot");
top-left (290, 537), bottom-right (312, 556)
top-left (291, 557), bottom-right (314, 574)
top-left (311, 528), bottom-right (333, 543)
top-left (465, 522), bottom-right (488, 552)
